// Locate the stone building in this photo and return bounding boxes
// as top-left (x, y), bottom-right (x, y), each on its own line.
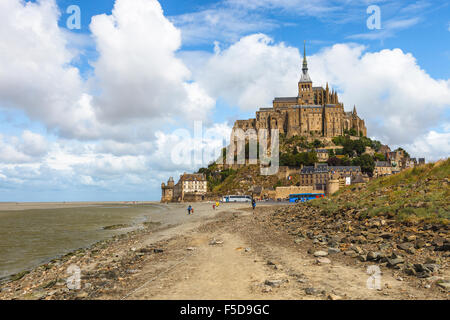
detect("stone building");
top-left (315, 149), bottom-right (329, 162)
top-left (299, 163), bottom-right (361, 191)
top-left (161, 173), bottom-right (207, 202)
top-left (232, 42), bottom-right (367, 140)
top-left (374, 161), bottom-right (393, 177)
top-left (161, 177), bottom-right (175, 202)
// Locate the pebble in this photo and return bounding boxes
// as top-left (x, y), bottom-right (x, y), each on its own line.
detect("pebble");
top-left (328, 247), bottom-right (340, 255)
top-left (264, 280), bottom-right (283, 288)
top-left (313, 251), bottom-right (328, 257)
top-left (316, 257), bottom-right (331, 264)
top-left (305, 287), bottom-right (321, 295)
top-left (436, 282), bottom-right (450, 291)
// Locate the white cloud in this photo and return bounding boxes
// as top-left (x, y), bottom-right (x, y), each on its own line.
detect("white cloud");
top-left (0, 0), bottom-right (215, 142)
top-left (89, 0), bottom-right (214, 124)
top-left (170, 7), bottom-right (278, 45)
top-left (0, 131), bottom-right (48, 164)
top-left (195, 34), bottom-right (301, 110)
top-left (309, 44), bottom-right (450, 145)
top-left (0, 0), bottom-right (88, 136)
top-left (404, 127), bottom-right (450, 162)
top-left (19, 130), bottom-right (48, 157)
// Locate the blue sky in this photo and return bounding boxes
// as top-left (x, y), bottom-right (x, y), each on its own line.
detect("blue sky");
top-left (0, 0), bottom-right (449, 201)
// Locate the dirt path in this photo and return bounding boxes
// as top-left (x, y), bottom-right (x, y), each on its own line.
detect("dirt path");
top-left (113, 208), bottom-right (447, 300)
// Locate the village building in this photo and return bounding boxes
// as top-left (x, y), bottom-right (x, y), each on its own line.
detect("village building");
top-left (161, 173), bottom-right (207, 202)
top-left (315, 149), bottom-right (329, 162)
top-left (374, 161), bottom-right (393, 177)
top-left (299, 163), bottom-right (361, 191)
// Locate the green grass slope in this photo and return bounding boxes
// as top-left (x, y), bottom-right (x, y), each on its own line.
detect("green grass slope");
top-left (309, 158), bottom-right (450, 224)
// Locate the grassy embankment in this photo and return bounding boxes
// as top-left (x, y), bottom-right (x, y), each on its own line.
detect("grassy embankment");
top-left (308, 159), bottom-right (450, 224)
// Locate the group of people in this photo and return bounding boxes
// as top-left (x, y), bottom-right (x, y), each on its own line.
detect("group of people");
top-left (187, 199), bottom-right (257, 215)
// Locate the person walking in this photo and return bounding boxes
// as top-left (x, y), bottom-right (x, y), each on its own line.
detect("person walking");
top-left (252, 199), bottom-right (256, 211)
top-left (187, 205), bottom-right (192, 215)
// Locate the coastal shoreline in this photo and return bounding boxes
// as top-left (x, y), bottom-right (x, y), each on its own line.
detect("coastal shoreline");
top-left (1, 202), bottom-right (447, 300)
top-left (0, 202), bottom-right (250, 298)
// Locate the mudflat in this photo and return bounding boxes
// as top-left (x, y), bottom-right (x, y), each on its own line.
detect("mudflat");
top-left (0, 201), bottom-right (157, 211)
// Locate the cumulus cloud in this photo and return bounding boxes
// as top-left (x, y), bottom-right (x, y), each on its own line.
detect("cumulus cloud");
top-left (0, 0), bottom-right (88, 135)
top-left (0, 0), bottom-right (214, 142)
top-left (403, 126), bottom-right (450, 162)
top-left (90, 0), bottom-right (213, 123)
top-left (0, 131), bottom-right (48, 164)
top-left (195, 34), bottom-right (301, 110)
top-left (308, 44), bottom-right (450, 145)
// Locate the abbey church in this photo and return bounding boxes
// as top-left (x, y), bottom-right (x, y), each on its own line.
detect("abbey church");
top-left (233, 43), bottom-right (367, 138)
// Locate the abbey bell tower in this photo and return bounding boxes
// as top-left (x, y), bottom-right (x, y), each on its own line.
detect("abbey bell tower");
top-left (298, 41), bottom-right (314, 105)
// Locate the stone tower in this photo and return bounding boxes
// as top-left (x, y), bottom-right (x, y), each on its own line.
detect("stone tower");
top-left (326, 173), bottom-right (340, 196)
top-left (161, 177), bottom-right (174, 202)
top-left (298, 41), bottom-right (314, 105)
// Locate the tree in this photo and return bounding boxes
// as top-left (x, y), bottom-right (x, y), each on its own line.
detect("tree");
top-left (352, 154), bottom-right (375, 176)
top-left (353, 139), bottom-right (366, 155)
top-left (313, 139), bottom-right (323, 148)
top-left (328, 149), bottom-right (335, 157)
top-left (374, 153), bottom-right (386, 161)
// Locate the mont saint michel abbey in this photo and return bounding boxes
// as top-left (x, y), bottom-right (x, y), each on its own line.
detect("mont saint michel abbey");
top-left (233, 43), bottom-right (367, 138)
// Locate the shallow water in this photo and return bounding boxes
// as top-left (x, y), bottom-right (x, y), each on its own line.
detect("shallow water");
top-left (0, 203), bottom-right (167, 279)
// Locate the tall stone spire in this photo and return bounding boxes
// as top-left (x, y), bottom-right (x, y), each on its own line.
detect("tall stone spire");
top-left (299, 40), bottom-right (311, 83)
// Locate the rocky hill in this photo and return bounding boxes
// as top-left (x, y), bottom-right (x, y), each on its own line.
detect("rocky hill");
top-left (267, 159), bottom-right (449, 287)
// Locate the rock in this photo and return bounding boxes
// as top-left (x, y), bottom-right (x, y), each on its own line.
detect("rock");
top-left (436, 281), bottom-right (450, 291)
top-left (262, 286), bottom-right (272, 293)
top-left (294, 238), bottom-right (305, 244)
top-left (414, 239), bottom-right (426, 249)
top-left (186, 247), bottom-right (196, 251)
top-left (305, 287), bottom-right (320, 295)
top-left (386, 257), bottom-right (404, 267)
top-left (313, 251), bottom-right (328, 257)
top-left (328, 247), bottom-right (340, 255)
top-left (153, 248), bottom-right (164, 253)
top-left (397, 243), bottom-right (413, 251)
top-left (406, 247), bottom-right (416, 255)
top-left (351, 246), bottom-right (364, 254)
top-left (41, 279), bottom-right (57, 289)
top-left (423, 264), bottom-right (440, 272)
top-left (357, 254), bottom-right (367, 262)
top-left (366, 251), bottom-right (381, 261)
top-left (316, 257), bottom-right (331, 264)
top-left (434, 243), bottom-right (450, 252)
top-left (75, 291), bottom-right (89, 299)
top-left (209, 239), bottom-right (224, 246)
top-left (344, 250), bottom-right (356, 257)
top-left (404, 263), bottom-right (416, 276)
top-left (405, 235), bottom-right (416, 242)
top-left (327, 293), bottom-right (342, 300)
top-left (264, 280), bottom-right (283, 288)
